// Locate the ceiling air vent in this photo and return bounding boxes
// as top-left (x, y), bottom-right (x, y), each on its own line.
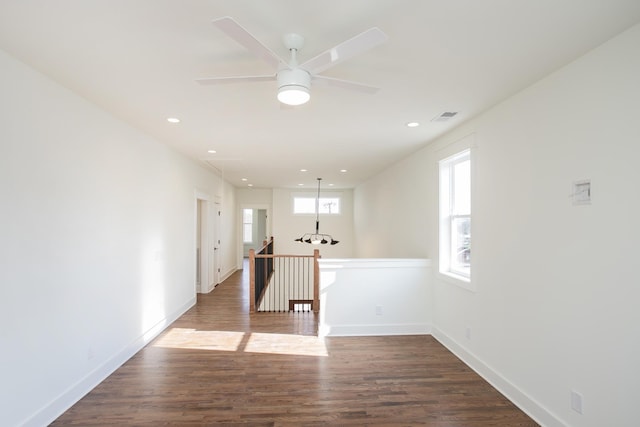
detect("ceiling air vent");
top-left (431, 111), bottom-right (458, 122)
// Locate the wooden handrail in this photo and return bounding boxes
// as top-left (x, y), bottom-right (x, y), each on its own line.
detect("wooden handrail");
top-left (248, 241), bottom-right (321, 313)
top-left (254, 254), bottom-right (314, 258)
top-left (256, 236), bottom-right (273, 254)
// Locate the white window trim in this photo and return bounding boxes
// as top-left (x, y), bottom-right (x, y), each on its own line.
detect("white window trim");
top-left (242, 208), bottom-right (253, 244)
top-left (438, 137), bottom-right (475, 292)
top-left (292, 193), bottom-right (343, 216)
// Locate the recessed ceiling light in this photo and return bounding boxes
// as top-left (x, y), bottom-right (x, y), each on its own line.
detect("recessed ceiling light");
top-left (300, 169), bottom-right (308, 172)
top-left (241, 178), bottom-right (248, 182)
top-left (248, 184), bottom-right (253, 187)
top-left (328, 183), bottom-right (335, 186)
top-left (340, 169), bottom-right (347, 173)
top-left (406, 122), bottom-right (420, 127)
top-left (207, 150), bottom-right (217, 154)
top-left (298, 183), bottom-right (304, 186)
top-left (167, 117), bottom-right (180, 123)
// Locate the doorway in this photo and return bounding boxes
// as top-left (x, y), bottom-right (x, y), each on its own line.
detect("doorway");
top-left (242, 208), bottom-right (268, 257)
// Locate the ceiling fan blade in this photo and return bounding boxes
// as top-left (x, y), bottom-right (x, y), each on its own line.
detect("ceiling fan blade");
top-left (300, 27), bottom-right (388, 75)
top-left (212, 16), bottom-right (287, 70)
top-left (196, 75), bottom-right (276, 85)
top-left (313, 75), bottom-right (380, 94)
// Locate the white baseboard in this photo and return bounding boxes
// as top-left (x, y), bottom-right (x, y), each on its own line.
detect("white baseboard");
top-left (219, 267), bottom-right (237, 284)
top-left (24, 297), bottom-right (197, 427)
top-left (320, 323), bottom-right (431, 337)
top-left (199, 268), bottom-right (237, 294)
top-left (431, 327), bottom-right (565, 427)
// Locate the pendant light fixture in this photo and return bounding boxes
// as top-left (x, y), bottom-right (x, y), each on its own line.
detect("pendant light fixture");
top-left (294, 178), bottom-right (339, 245)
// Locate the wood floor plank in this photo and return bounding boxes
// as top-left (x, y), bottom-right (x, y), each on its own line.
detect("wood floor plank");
top-left (51, 265), bottom-right (538, 426)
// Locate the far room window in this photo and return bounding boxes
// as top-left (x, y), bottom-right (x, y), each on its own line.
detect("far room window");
top-left (439, 149), bottom-right (471, 281)
top-left (243, 208), bottom-right (253, 243)
top-left (293, 197), bottom-right (340, 215)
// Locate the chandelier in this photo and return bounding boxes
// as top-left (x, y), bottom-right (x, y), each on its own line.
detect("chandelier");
top-left (294, 178), bottom-right (339, 245)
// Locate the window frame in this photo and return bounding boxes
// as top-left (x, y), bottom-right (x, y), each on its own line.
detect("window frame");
top-left (292, 195), bottom-right (341, 215)
top-left (242, 208), bottom-right (253, 244)
top-left (439, 147), bottom-right (473, 289)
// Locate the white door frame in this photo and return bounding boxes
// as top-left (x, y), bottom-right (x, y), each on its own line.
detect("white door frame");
top-left (195, 190), bottom-right (210, 294)
top-left (213, 196), bottom-right (222, 287)
top-left (238, 203), bottom-right (271, 265)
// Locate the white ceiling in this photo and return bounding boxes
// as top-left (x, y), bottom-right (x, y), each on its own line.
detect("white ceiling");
top-left (1, 1), bottom-right (639, 189)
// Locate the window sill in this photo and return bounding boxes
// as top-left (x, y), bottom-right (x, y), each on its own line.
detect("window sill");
top-left (438, 271), bottom-right (475, 292)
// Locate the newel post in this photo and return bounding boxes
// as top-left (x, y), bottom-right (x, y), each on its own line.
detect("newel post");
top-left (249, 248), bottom-right (256, 313)
top-left (313, 249), bottom-right (320, 313)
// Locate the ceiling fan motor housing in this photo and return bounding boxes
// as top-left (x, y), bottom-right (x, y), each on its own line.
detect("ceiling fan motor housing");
top-left (277, 68), bottom-right (311, 91)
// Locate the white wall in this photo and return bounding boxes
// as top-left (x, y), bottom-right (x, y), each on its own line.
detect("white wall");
top-left (219, 183), bottom-right (239, 279)
top-left (354, 23), bottom-right (640, 427)
top-left (0, 48), bottom-right (236, 427)
top-left (354, 148), bottom-right (433, 258)
top-left (237, 188), bottom-right (273, 207)
top-left (273, 188), bottom-right (354, 258)
top-left (319, 259), bottom-right (431, 337)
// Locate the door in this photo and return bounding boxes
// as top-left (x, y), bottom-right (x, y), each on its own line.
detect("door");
top-left (196, 197), bottom-right (209, 293)
top-left (196, 199), bottom-right (202, 290)
top-left (213, 199), bottom-right (221, 286)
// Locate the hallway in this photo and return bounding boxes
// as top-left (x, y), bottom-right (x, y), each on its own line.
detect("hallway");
top-left (51, 266), bottom-right (537, 426)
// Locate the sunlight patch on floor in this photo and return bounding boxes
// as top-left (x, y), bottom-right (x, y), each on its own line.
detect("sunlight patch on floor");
top-left (244, 332), bottom-right (328, 357)
top-left (153, 328), bottom-right (245, 351)
top-left (152, 328), bottom-right (328, 356)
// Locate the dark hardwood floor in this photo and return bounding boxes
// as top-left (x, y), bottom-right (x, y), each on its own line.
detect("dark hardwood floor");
top-left (51, 264), bottom-right (538, 426)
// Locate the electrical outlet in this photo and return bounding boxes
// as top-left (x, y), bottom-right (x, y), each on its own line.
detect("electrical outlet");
top-left (375, 305), bottom-right (383, 316)
top-left (572, 180), bottom-right (591, 205)
top-left (571, 390), bottom-right (583, 414)
top-left (465, 327), bottom-right (472, 340)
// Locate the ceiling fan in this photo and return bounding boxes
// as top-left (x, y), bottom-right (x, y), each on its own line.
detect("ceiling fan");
top-left (196, 17), bottom-right (388, 106)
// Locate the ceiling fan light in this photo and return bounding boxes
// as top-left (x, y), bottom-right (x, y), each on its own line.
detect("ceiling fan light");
top-left (278, 85), bottom-right (310, 105)
top-left (277, 68), bottom-right (311, 106)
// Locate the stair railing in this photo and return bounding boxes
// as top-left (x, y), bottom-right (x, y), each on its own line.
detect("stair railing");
top-left (249, 242), bottom-right (320, 313)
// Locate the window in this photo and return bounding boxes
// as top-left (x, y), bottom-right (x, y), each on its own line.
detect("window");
top-left (439, 149), bottom-right (471, 281)
top-left (293, 197), bottom-right (340, 214)
top-left (242, 208), bottom-right (253, 243)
